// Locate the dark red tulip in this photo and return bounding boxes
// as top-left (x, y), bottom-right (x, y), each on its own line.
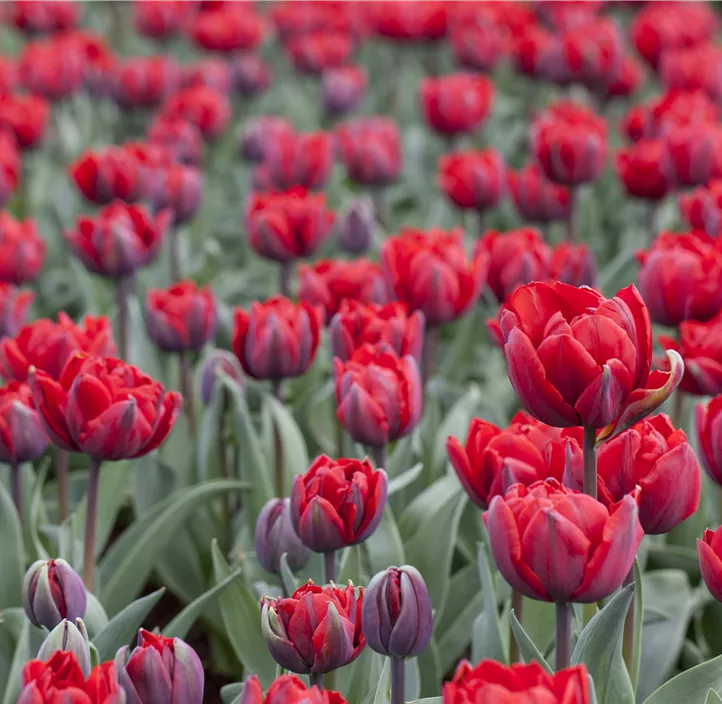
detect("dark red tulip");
top-left (0, 93), bottom-right (50, 150)
top-left (660, 45), bottom-right (722, 103)
top-left (230, 53), bottom-right (272, 97)
top-left (699, 527), bottom-right (722, 602)
top-left (373, 0), bottom-right (447, 42)
top-left (637, 231), bottom-right (722, 326)
top-left (559, 18), bottom-right (624, 89)
top-left (198, 350), bottom-right (243, 406)
top-left (0, 283), bottom-right (32, 340)
top-left (335, 116), bottom-right (402, 186)
top-left (0, 213), bottom-right (45, 285)
top-left (182, 57), bottom-right (232, 92)
top-left (232, 296), bottom-right (323, 381)
top-left (322, 65), bottom-right (366, 116)
top-left (65, 202), bottom-right (170, 279)
top-left (498, 281), bottom-right (683, 432)
top-left (145, 281), bottom-right (218, 353)
top-left (162, 85), bottom-right (231, 141)
top-left (190, 5), bottom-right (264, 53)
top-left (0, 133), bottom-right (19, 208)
top-left (615, 139), bottom-right (674, 201)
top-left (239, 116), bottom-right (294, 163)
top-left (420, 73), bottom-right (494, 137)
top-left (271, 1), bottom-right (368, 43)
top-left (239, 675), bottom-right (349, 704)
top-left (29, 354), bottom-right (181, 460)
top-left (19, 36), bottom-right (85, 100)
top-left (438, 149), bottom-right (505, 213)
top-left (262, 130), bottom-right (334, 191)
top-left (0, 381), bottom-right (49, 465)
top-left (598, 54), bottom-right (644, 102)
top-left (287, 31), bottom-right (354, 75)
top-left (681, 181), bottom-right (722, 237)
top-left (113, 55), bottom-right (181, 110)
top-left (696, 396), bottom-right (722, 485)
top-left (66, 30), bottom-right (116, 98)
top-left (291, 455), bottom-right (387, 552)
top-left (69, 146), bottom-right (145, 205)
top-left (476, 227), bottom-right (551, 303)
top-left (149, 164), bottom-right (203, 225)
top-left (133, 0), bottom-right (195, 40)
top-left (508, 164), bottom-right (571, 224)
top-left (333, 344), bottom-right (422, 447)
top-left (255, 497), bottom-right (309, 574)
top-left (485, 478), bottom-right (643, 603)
top-left (549, 242), bottom-right (596, 288)
top-left (535, 1), bottom-right (603, 30)
top-left (22, 558), bottom-right (86, 630)
top-left (512, 26), bottom-right (565, 83)
top-left (450, 21), bottom-right (507, 74)
top-left (664, 123), bottom-right (722, 187)
top-left (147, 114), bottom-right (203, 166)
top-left (10, 0), bottom-right (78, 34)
top-left (381, 228), bottom-right (489, 327)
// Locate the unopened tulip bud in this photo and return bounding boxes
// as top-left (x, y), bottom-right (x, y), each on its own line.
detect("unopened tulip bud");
top-left (198, 350), bottom-right (244, 406)
top-left (361, 565), bottom-right (432, 659)
top-left (37, 618), bottom-right (91, 679)
top-left (22, 559), bottom-right (87, 630)
top-left (255, 497), bottom-right (310, 574)
top-left (322, 66), bottom-right (367, 117)
top-left (337, 197), bottom-right (375, 254)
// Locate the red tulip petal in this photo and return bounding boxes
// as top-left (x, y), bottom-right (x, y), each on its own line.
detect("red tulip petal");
top-left (135, 391), bottom-right (182, 456)
top-left (536, 333), bottom-right (600, 407)
top-left (698, 539), bottom-right (722, 602)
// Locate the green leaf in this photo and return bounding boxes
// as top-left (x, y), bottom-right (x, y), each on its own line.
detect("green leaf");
top-left (571, 584), bottom-right (635, 704)
top-left (705, 690), bottom-right (722, 704)
top-left (365, 505), bottom-right (405, 575)
top-left (211, 540), bottom-right (276, 687)
top-left (84, 592), bottom-right (109, 638)
top-left (0, 482), bottom-right (24, 609)
top-left (432, 385), bottom-right (483, 472)
top-left (337, 646), bottom-right (383, 703)
top-left (163, 569), bottom-right (241, 640)
top-left (510, 609), bottom-right (552, 672)
top-left (471, 538), bottom-right (507, 665)
top-left (28, 463), bottom-right (50, 562)
top-left (1, 621), bottom-right (29, 704)
top-left (361, 657), bottom-right (390, 704)
top-left (642, 654), bottom-right (722, 704)
top-left (387, 435), bottom-right (415, 480)
top-left (93, 588), bottom-right (165, 661)
top-left (279, 553), bottom-right (298, 597)
top-left (417, 636), bottom-right (442, 698)
top-left (388, 462), bottom-right (423, 496)
top-left (220, 683), bottom-right (244, 704)
top-left (632, 558), bottom-right (644, 692)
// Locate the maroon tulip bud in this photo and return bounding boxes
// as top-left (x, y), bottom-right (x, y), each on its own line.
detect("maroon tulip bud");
top-left (147, 114), bottom-right (204, 167)
top-left (115, 629), bottom-right (204, 703)
top-left (696, 396), bottom-right (722, 486)
top-left (508, 164), bottom-right (571, 225)
top-left (335, 116), bottom-right (402, 187)
top-left (699, 526), bottom-right (722, 602)
top-left (255, 498), bottom-right (310, 574)
top-left (36, 618), bottom-right (92, 680)
top-left (198, 350), bottom-right (244, 406)
top-left (549, 242), bottom-right (596, 288)
top-left (0, 381), bottom-right (50, 465)
top-left (361, 565), bottom-right (432, 659)
top-left (0, 213), bottom-right (46, 286)
top-left (231, 53), bottom-right (272, 97)
top-left (113, 55), bottom-right (181, 111)
top-left (321, 65), bottom-right (367, 117)
top-left (149, 164), bottom-right (203, 225)
top-left (337, 197), bottom-right (375, 254)
top-left (22, 559), bottom-right (87, 630)
top-left (0, 283), bottom-right (33, 339)
top-left (239, 116), bottom-right (294, 163)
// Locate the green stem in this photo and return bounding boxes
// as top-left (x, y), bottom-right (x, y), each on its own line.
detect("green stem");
top-left (555, 602), bottom-right (572, 671)
top-left (422, 328), bottom-right (438, 386)
top-left (510, 590), bottom-right (523, 663)
top-left (56, 447), bottom-right (69, 523)
top-left (324, 550), bottom-right (337, 585)
top-left (10, 461), bottom-right (21, 526)
top-left (371, 444), bottom-right (387, 471)
top-left (622, 565), bottom-right (635, 677)
top-left (310, 673), bottom-right (323, 689)
top-left (179, 352), bottom-right (196, 438)
top-left (82, 458), bottom-right (102, 591)
top-left (272, 380), bottom-right (284, 497)
top-left (583, 426), bottom-right (597, 499)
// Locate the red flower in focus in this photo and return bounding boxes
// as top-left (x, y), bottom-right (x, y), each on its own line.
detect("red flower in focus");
top-left (149, 164), bottom-right (203, 225)
top-left (698, 526), bottom-right (722, 602)
top-left (549, 242), bottom-right (596, 288)
top-left (65, 202), bottom-right (170, 278)
top-left (239, 674), bottom-right (349, 704)
top-left (373, 0), bottom-right (447, 41)
top-left (231, 53), bottom-right (272, 97)
top-left (287, 32), bottom-right (354, 75)
top-left (298, 259), bottom-right (388, 322)
top-left (532, 100), bottom-right (607, 186)
top-left (10, 0), bottom-right (78, 34)
top-left (335, 116), bottom-right (402, 186)
top-left (113, 55), bottom-right (181, 110)
top-left (182, 57), bottom-right (232, 92)
top-left (290, 455), bottom-right (387, 552)
top-left (0, 93), bottom-right (49, 149)
top-left (0, 313), bottom-right (115, 382)
top-left (637, 231), bottom-right (722, 326)
top-left (322, 65), bottom-right (366, 116)
top-left (333, 344), bottom-right (423, 447)
top-left (69, 146), bottom-right (144, 205)
top-left (29, 354), bottom-right (181, 460)
top-left (443, 660), bottom-right (592, 704)
top-left (681, 181), bottom-right (722, 237)
top-left (508, 164), bottom-right (571, 224)
top-left (247, 188), bottom-right (334, 264)
top-left (19, 650), bottom-right (89, 704)
top-left (232, 296), bottom-right (323, 381)
top-left (18, 36), bottom-right (84, 100)
top-left (0, 283), bottom-right (32, 340)
top-left (0, 213), bottom-right (45, 285)
top-left (615, 139), bottom-right (674, 201)
top-left (476, 227), bottom-right (551, 303)
top-left (660, 45), bottom-right (722, 103)
top-left (190, 5), bottom-right (264, 53)
top-left (162, 85), bottom-right (231, 140)
top-left (420, 73), bottom-right (493, 137)
top-left (262, 130), bottom-right (334, 191)
top-left (147, 114), bottom-right (203, 166)
top-left (133, 0), bottom-right (195, 40)
top-left (381, 228), bottom-right (489, 327)
top-left (0, 381), bottom-right (49, 465)
top-left (438, 149), bottom-right (505, 213)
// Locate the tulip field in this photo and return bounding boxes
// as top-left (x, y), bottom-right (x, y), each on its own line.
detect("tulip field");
top-left (7, 0), bottom-right (722, 702)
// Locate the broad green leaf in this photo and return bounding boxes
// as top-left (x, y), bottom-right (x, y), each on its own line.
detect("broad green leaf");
top-left (387, 435), bottom-right (415, 480)
top-left (365, 505), bottom-right (405, 575)
top-left (0, 482), bottom-right (24, 609)
top-left (1, 621), bottom-right (29, 704)
top-left (632, 558), bottom-right (644, 691)
top-left (432, 385), bottom-right (482, 472)
top-left (510, 609), bottom-right (552, 672)
top-left (221, 683), bottom-right (244, 704)
top-left (406, 657), bottom-right (421, 701)
top-left (417, 637), bottom-right (442, 698)
top-left (388, 462), bottom-right (423, 496)
top-left (705, 690), bottom-right (722, 704)
top-left (264, 392), bottom-right (310, 496)
top-left (337, 645), bottom-right (383, 703)
top-left (93, 588), bottom-right (165, 661)
top-left (642, 654), bottom-right (722, 704)
top-left (471, 538), bottom-right (507, 665)
top-left (84, 592), bottom-right (109, 638)
top-left (361, 657), bottom-right (389, 704)
top-left (279, 553), bottom-right (298, 597)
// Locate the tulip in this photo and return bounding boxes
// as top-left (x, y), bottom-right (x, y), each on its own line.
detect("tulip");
top-left (18, 36), bottom-right (85, 101)
top-left (322, 65), bottom-right (367, 117)
top-left (149, 164), bottom-right (203, 227)
top-left (420, 73), bottom-right (494, 137)
top-left (231, 53), bottom-right (272, 97)
top-left (22, 558), bottom-right (87, 630)
top-left (615, 140), bottom-right (674, 202)
top-left (664, 123), bottom-right (722, 188)
top-left (598, 55), bottom-right (644, 103)
top-left (10, 0), bottom-right (78, 34)
top-left (0, 213), bottom-right (46, 285)
top-left (513, 26), bottom-right (564, 82)
top-left (680, 180), bottom-right (722, 237)
top-left (450, 20), bottom-right (506, 73)
top-left (559, 18), bottom-right (623, 91)
top-left (508, 164), bottom-right (571, 226)
top-left (255, 497), bottom-right (310, 576)
top-left (69, 146), bottom-right (145, 205)
top-left (549, 242), bottom-right (596, 288)
top-left (0, 283), bottom-right (32, 339)
top-left (115, 629), bottom-right (204, 703)
top-left (261, 581), bottom-right (365, 676)
top-left (699, 527), bottom-right (722, 602)
top-left (0, 133), bottom-right (20, 208)
top-left (660, 45), bottom-right (722, 102)
top-left (287, 31), bottom-right (354, 75)
top-left (182, 57), bottom-right (232, 92)
top-left (0, 93), bottom-right (49, 150)
top-left (695, 396), bottom-right (722, 486)
top-left (335, 117), bottom-right (402, 187)
top-left (198, 350), bottom-right (244, 407)
top-left (239, 117), bottom-right (294, 163)
top-left (190, 5), bottom-right (264, 53)
top-left (374, 1), bottom-right (447, 41)
top-left (36, 618), bottom-right (92, 679)
top-left (161, 84), bottom-right (231, 141)
top-left (112, 55), bottom-right (180, 111)
top-left (262, 130), bottom-right (334, 191)
top-left (239, 674), bottom-right (349, 704)
top-left (336, 197), bottom-right (375, 255)
top-left (148, 114), bottom-right (203, 166)
top-left (0, 379), bottom-right (49, 474)
top-left (133, 0), bottom-right (193, 40)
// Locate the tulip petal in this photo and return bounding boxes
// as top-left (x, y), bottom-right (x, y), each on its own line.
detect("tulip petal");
top-left (135, 391), bottom-right (182, 457)
top-left (311, 601), bottom-right (355, 673)
top-left (355, 470), bottom-right (387, 543)
top-left (573, 359), bottom-right (632, 429)
top-left (698, 539), bottom-right (722, 602)
top-left (262, 604), bottom-right (310, 673)
top-left (298, 496), bottom-right (346, 553)
top-left (446, 436), bottom-right (487, 509)
top-left (387, 570), bottom-right (425, 657)
top-left (125, 646), bottom-right (173, 704)
top-left (536, 333), bottom-right (600, 407)
top-left (28, 370), bottom-right (77, 452)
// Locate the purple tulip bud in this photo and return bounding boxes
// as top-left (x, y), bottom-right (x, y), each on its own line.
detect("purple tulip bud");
top-left (22, 559), bottom-right (87, 630)
top-left (255, 497), bottom-right (310, 574)
top-left (361, 565), bottom-right (432, 659)
top-left (231, 54), bottom-right (272, 97)
top-left (198, 350), bottom-right (244, 406)
top-left (322, 66), bottom-right (367, 117)
top-left (37, 618), bottom-right (92, 678)
top-left (337, 197), bottom-right (375, 255)
top-left (239, 116), bottom-right (293, 163)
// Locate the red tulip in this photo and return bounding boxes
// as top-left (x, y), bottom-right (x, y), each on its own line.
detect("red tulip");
top-left (381, 228), bottom-right (489, 327)
top-left (699, 526), bottom-right (722, 602)
top-left (335, 116), bottom-right (402, 186)
top-left (485, 478), bottom-right (643, 602)
top-left (0, 381), bottom-right (49, 464)
top-left (0, 213), bottom-right (45, 285)
top-left (321, 65), bottom-right (366, 116)
top-left (147, 114), bottom-right (203, 166)
top-left (0, 93), bottom-right (50, 149)
top-left (333, 344), bottom-right (422, 447)
top-left (19, 36), bottom-right (84, 100)
top-left (420, 73), bottom-right (493, 137)
top-left (637, 231), bottom-right (722, 326)
top-left (133, 0), bottom-right (195, 40)
top-left (162, 85), bottom-right (231, 141)
top-left (498, 281), bottom-right (683, 432)
top-left (190, 5), bottom-right (264, 53)
top-left (615, 140), bottom-right (674, 201)
top-left (232, 296), bottom-right (323, 381)
top-left (508, 164), bottom-right (571, 224)
top-left (29, 354), bottom-right (181, 460)
top-left (10, 0), bottom-right (78, 34)
top-left (443, 660), bottom-right (592, 704)
top-left (660, 45), bottom-right (722, 103)
top-left (512, 26), bottom-right (565, 83)
top-left (681, 180), bottom-right (722, 237)
top-left (182, 57), bottom-right (231, 92)
top-left (450, 22), bottom-right (508, 74)
top-left (598, 54), bottom-right (644, 102)
top-left (239, 116), bottom-right (294, 163)
top-left (287, 31), bottom-right (354, 75)
top-left (67, 30), bottom-right (116, 98)
top-left (261, 582), bottom-right (365, 674)
top-left (438, 149), bottom-right (506, 213)
top-left (149, 164), bottom-right (203, 225)
top-left (239, 675), bottom-right (348, 704)
top-left (290, 455), bottom-right (387, 552)
top-left (476, 227), bottom-right (551, 303)
top-left (549, 242), bottom-right (596, 288)
top-left (230, 53), bottom-right (272, 97)
top-left (559, 18), bottom-right (624, 90)
top-left (0, 132), bottom-right (20, 207)
top-left (695, 396), bottom-right (722, 486)
top-left (373, 0), bottom-right (447, 41)
top-left (262, 130), bottom-right (334, 191)
top-left (113, 56), bottom-right (180, 111)
top-left (664, 123), bottom-right (722, 187)
top-left (0, 283), bottom-right (32, 339)
top-left (69, 147), bottom-right (145, 205)
top-left (65, 202), bottom-right (170, 279)
top-left (270, 1), bottom-right (368, 42)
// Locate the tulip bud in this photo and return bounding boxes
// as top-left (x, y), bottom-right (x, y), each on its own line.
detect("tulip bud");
top-left (22, 558), bottom-right (87, 630)
top-left (337, 197), bottom-right (375, 254)
top-left (198, 350), bottom-right (244, 406)
top-left (255, 498), bottom-right (310, 574)
top-left (37, 618), bottom-right (92, 679)
top-left (321, 66), bottom-right (367, 117)
top-left (361, 565), bottom-right (433, 659)
top-left (231, 53), bottom-right (272, 97)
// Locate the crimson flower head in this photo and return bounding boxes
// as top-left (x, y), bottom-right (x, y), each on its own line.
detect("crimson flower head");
top-left (333, 344), bottom-right (422, 447)
top-left (190, 5), bottom-right (264, 53)
top-left (247, 188), bottom-right (334, 264)
top-left (508, 164), bottom-right (571, 224)
top-left (559, 17), bottom-right (623, 90)
top-left (381, 228), bottom-right (489, 327)
top-left (239, 675), bottom-right (348, 704)
top-left (28, 354), bottom-right (182, 461)
top-left (67, 30), bottom-right (116, 99)
top-left (438, 149), bottom-right (505, 213)
top-left (532, 100), bottom-right (607, 186)
top-left (261, 581), bottom-right (365, 674)
top-left (485, 478), bottom-right (643, 603)
top-left (147, 114), bottom-right (203, 166)
top-left (0, 283), bottom-right (32, 339)
top-left (262, 130), bottom-right (334, 191)
top-left (0, 132), bottom-right (20, 207)
top-left (550, 242), bottom-right (596, 288)
top-left (660, 45), bottom-right (722, 103)
top-left (232, 296), bottom-right (323, 381)
top-left (11, 0), bottom-right (78, 34)
top-left (615, 139), bottom-right (674, 202)
top-left (663, 122), bottom-right (722, 188)
top-left (637, 231), bottom-right (722, 326)
top-left (149, 164), bottom-right (203, 225)
top-left (133, 0), bottom-right (194, 40)
top-left (239, 116), bottom-right (294, 163)
top-left (18, 36), bottom-right (85, 101)
top-left (512, 26), bottom-right (564, 82)
top-left (162, 85), bottom-right (231, 141)
top-left (0, 313), bottom-right (115, 382)
top-left (450, 18), bottom-right (508, 74)
top-left (112, 55), bottom-right (181, 111)
top-left (420, 73), bottom-right (493, 137)
top-left (699, 526), bottom-right (722, 603)
top-left (0, 93), bottom-right (49, 150)
top-left (373, 0), bottom-right (447, 42)
top-left (65, 202), bottom-right (170, 279)
top-left (599, 54), bottom-right (644, 102)
top-left (0, 213), bottom-right (46, 285)
top-left (182, 57), bottom-right (232, 92)
top-left (0, 381), bottom-right (49, 465)
top-left (681, 181), bottom-right (722, 237)
top-left (696, 396), bottom-right (722, 486)
top-left (231, 53), bottom-right (272, 97)
top-left (145, 281), bottom-right (218, 354)
top-left (322, 65), bottom-right (366, 117)
top-left (335, 116), bottom-right (402, 186)
top-left (443, 660), bottom-right (592, 704)
top-left (498, 281), bottom-right (683, 433)
top-left (287, 31), bottom-right (354, 75)
top-left (69, 146), bottom-right (144, 205)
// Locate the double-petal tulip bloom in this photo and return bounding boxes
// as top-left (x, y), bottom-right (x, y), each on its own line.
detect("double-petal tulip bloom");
top-left (232, 297), bottom-right (323, 381)
top-left (149, 164), bottom-right (203, 225)
top-left (0, 213), bottom-right (46, 285)
top-left (443, 660), bottom-right (592, 704)
top-left (381, 228), bottom-right (489, 327)
top-left (133, 0), bottom-right (193, 40)
top-left (696, 396), bottom-right (722, 486)
top-left (148, 114), bottom-right (203, 167)
top-left (498, 281), bottom-right (683, 433)
top-left (190, 5), bottom-right (264, 53)
top-left (335, 117), bottom-right (402, 187)
top-left (162, 85), bottom-right (231, 141)
top-left (261, 582), bottom-right (365, 674)
top-left (681, 181), bottom-right (722, 237)
top-left (438, 149), bottom-right (505, 214)
top-left (508, 164), bottom-right (571, 225)
top-left (240, 675), bottom-right (348, 704)
top-left (261, 130), bottom-right (334, 191)
top-left (485, 479), bottom-right (643, 603)
top-left (699, 527), bottom-right (722, 602)
top-left (11, 0), bottom-right (79, 34)
top-left (664, 123), bottom-right (722, 188)
top-left (28, 354), bottom-right (181, 461)
top-left (18, 35), bottom-right (85, 101)
top-left (22, 558), bottom-right (86, 631)
top-left (112, 55), bottom-right (180, 111)
top-left (333, 345), bottom-right (422, 447)
top-left (615, 140), bottom-right (674, 202)
top-left (286, 31), bottom-right (354, 75)
top-left (0, 93), bottom-right (49, 151)
top-left (0, 381), bottom-right (49, 465)
top-left (290, 455), bottom-right (387, 553)
top-left (420, 73), bottom-right (493, 137)
top-left (69, 146), bottom-right (145, 205)
top-left (0, 283), bottom-right (32, 339)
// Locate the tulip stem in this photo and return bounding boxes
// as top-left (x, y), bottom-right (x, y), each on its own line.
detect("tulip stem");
top-left (279, 261), bottom-right (292, 298)
top-left (179, 352), bottom-right (197, 438)
top-left (582, 426), bottom-right (597, 499)
top-left (10, 461), bottom-right (21, 526)
top-left (555, 602), bottom-right (572, 671)
top-left (478, 210), bottom-right (485, 237)
top-left (272, 380), bottom-right (284, 497)
top-left (169, 228), bottom-right (181, 282)
top-left (423, 328), bottom-right (438, 386)
top-left (510, 589), bottom-right (524, 663)
top-left (371, 188), bottom-right (387, 230)
top-left (219, 388), bottom-right (231, 549)
top-left (566, 187), bottom-right (578, 242)
top-left (371, 444), bottom-right (387, 471)
top-left (310, 673), bottom-right (323, 689)
top-left (391, 657), bottom-right (406, 704)
top-left (622, 565), bottom-right (636, 680)
top-left (82, 457), bottom-right (102, 592)
top-left (648, 201), bottom-right (659, 245)
top-left (324, 550), bottom-right (337, 585)
top-left (115, 275), bottom-right (132, 362)
top-left (56, 447), bottom-right (69, 523)
top-left (673, 390), bottom-right (686, 431)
